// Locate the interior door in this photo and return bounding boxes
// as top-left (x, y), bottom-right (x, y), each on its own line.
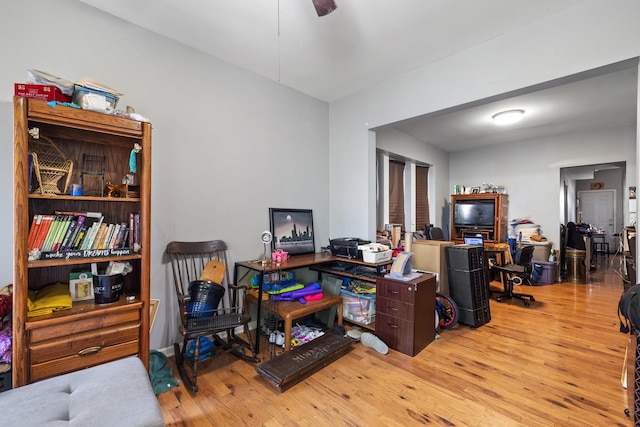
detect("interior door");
top-left (578, 190), bottom-right (616, 250)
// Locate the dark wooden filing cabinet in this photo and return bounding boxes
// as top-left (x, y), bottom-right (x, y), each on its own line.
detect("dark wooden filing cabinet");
top-left (375, 274), bottom-right (436, 356)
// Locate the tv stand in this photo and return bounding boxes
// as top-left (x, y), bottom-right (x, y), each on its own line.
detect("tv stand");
top-left (451, 193), bottom-right (508, 243)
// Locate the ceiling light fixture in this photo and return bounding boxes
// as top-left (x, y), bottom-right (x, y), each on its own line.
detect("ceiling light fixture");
top-left (312, 0), bottom-right (338, 17)
top-left (492, 109), bottom-right (525, 125)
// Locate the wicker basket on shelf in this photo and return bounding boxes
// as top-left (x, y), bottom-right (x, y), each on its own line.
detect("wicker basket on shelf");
top-left (29, 135), bottom-right (74, 194)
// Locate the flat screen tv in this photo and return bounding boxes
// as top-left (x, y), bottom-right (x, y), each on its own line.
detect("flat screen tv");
top-left (454, 201), bottom-right (495, 227)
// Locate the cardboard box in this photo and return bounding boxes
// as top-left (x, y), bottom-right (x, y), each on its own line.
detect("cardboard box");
top-left (15, 83), bottom-right (72, 103)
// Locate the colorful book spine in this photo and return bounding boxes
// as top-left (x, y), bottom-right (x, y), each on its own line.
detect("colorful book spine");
top-left (27, 214), bottom-right (41, 250)
top-left (64, 215), bottom-right (86, 250)
top-left (33, 214), bottom-right (55, 251)
top-left (42, 215), bottom-right (64, 252)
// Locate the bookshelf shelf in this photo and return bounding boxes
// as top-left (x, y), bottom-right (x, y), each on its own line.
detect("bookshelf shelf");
top-left (13, 97), bottom-right (152, 387)
top-left (29, 194), bottom-right (141, 203)
top-left (28, 253), bottom-right (142, 269)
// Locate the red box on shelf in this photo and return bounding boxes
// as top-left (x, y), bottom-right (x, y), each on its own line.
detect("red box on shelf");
top-left (14, 83), bottom-right (72, 103)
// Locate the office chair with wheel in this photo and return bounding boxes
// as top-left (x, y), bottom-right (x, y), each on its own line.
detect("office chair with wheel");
top-left (492, 244), bottom-right (536, 306)
top-left (428, 227), bottom-right (446, 241)
top-left (166, 240), bottom-right (257, 392)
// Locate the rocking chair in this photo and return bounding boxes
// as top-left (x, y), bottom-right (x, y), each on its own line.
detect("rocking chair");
top-left (166, 240), bottom-right (257, 392)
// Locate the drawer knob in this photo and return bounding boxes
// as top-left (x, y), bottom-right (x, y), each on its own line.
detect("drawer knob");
top-left (77, 346), bottom-right (103, 356)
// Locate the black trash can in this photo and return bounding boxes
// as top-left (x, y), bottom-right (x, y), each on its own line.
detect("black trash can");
top-left (187, 280), bottom-right (225, 317)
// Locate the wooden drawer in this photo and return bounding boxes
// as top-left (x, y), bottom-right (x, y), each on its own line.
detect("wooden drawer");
top-left (30, 341), bottom-right (140, 382)
top-left (26, 303), bottom-right (142, 382)
top-left (376, 296), bottom-right (415, 322)
top-left (376, 279), bottom-right (417, 305)
top-left (28, 308), bottom-right (141, 344)
top-left (30, 321), bottom-right (140, 364)
top-left (375, 312), bottom-right (416, 356)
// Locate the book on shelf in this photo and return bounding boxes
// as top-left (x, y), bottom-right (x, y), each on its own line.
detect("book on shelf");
top-left (107, 223), bottom-right (121, 249)
top-left (134, 212), bottom-right (140, 245)
top-left (54, 210), bottom-right (102, 219)
top-left (32, 214), bottom-right (55, 251)
top-left (81, 216), bottom-right (104, 250)
top-left (95, 223), bottom-right (111, 249)
top-left (128, 212), bottom-right (135, 247)
top-left (63, 215), bottom-right (86, 250)
top-left (51, 215), bottom-right (73, 252)
top-left (72, 225), bottom-right (87, 250)
top-left (56, 217), bottom-right (78, 251)
top-left (42, 214), bottom-right (64, 252)
top-left (27, 214), bottom-right (41, 250)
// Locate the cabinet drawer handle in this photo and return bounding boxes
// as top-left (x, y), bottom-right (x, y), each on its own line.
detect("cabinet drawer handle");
top-left (389, 307), bottom-right (399, 311)
top-left (77, 346), bottom-right (103, 356)
top-left (388, 290), bottom-right (400, 295)
top-left (387, 322), bottom-right (399, 329)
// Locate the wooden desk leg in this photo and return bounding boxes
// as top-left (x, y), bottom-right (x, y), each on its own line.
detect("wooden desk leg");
top-left (337, 300), bottom-right (343, 327)
top-left (283, 317), bottom-right (293, 352)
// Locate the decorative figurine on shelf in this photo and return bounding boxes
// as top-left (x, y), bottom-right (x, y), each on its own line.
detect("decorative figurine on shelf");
top-left (104, 182), bottom-right (122, 198)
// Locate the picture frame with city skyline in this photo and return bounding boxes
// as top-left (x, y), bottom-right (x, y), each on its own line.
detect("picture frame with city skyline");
top-left (269, 208), bottom-right (315, 256)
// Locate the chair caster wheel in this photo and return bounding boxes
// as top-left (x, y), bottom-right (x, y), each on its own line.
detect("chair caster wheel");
top-left (496, 298), bottom-right (502, 303)
top-left (524, 301), bottom-right (530, 307)
top-left (530, 297), bottom-right (535, 302)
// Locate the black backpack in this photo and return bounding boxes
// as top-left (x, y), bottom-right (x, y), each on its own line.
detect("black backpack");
top-left (618, 283), bottom-right (640, 333)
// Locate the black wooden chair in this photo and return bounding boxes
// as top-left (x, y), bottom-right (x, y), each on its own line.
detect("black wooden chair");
top-left (492, 245), bottom-right (536, 306)
top-left (166, 240), bottom-right (257, 392)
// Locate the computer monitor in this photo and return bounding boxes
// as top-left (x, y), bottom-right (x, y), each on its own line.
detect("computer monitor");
top-left (463, 235), bottom-right (484, 246)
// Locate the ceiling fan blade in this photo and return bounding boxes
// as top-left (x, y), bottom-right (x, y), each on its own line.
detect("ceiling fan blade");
top-left (312, 0), bottom-right (337, 17)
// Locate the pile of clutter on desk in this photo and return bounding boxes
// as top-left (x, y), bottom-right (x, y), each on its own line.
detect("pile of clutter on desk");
top-left (14, 69), bottom-right (149, 122)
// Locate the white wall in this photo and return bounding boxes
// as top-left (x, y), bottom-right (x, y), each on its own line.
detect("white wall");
top-left (0, 102), bottom-right (13, 289)
top-left (450, 126), bottom-right (636, 251)
top-left (0, 0), bottom-right (329, 349)
top-left (329, 0), bottom-right (640, 243)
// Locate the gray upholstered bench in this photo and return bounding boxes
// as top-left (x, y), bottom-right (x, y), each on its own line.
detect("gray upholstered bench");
top-left (0, 356), bottom-right (165, 427)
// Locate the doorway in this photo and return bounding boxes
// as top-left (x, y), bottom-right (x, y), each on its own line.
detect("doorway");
top-left (578, 190), bottom-right (616, 250)
top-left (560, 161), bottom-right (626, 254)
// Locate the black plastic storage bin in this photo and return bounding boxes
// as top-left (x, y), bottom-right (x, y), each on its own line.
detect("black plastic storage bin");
top-left (187, 280), bottom-right (225, 318)
top-left (446, 245), bottom-right (491, 327)
top-left (446, 245), bottom-right (486, 270)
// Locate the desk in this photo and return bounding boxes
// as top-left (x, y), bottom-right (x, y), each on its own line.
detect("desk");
top-left (234, 253), bottom-right (390, 358)
top-left (484, 242), bottom-right (512, 287)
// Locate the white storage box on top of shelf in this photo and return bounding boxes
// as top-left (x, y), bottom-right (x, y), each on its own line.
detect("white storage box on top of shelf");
top-left (359, 243), bottom-right (392, 263)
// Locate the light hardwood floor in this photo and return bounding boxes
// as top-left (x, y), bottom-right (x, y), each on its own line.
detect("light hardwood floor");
top-left (158, 255), bottom-right (632, 426)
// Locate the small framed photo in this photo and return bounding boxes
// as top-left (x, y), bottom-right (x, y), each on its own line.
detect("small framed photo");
top-left (471, 186), bottom-right (481, 194)
top-left (269, 208), bottom-right (315, 256)
top-left (69, 271), bottom-right (94, 301)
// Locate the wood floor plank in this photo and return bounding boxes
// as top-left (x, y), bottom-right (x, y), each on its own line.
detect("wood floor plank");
top-left (157, 255), bottom-right (632, 426)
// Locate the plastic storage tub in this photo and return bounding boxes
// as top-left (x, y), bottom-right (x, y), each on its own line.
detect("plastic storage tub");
top-left (532, 260), bottom-right (560, 284)
top-left (340, 289), bottom-right (375, 325)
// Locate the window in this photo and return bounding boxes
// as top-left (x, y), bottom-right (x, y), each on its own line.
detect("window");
top-left (377, 151), bottom-right (431, 233)
top-left (388, 160), bottom-right (405, 228)
top-left (416, 165), bottom-right (430, 229)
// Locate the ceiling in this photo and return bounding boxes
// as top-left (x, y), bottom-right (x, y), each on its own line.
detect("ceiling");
top-left (78, 0), bottom-right (637, 152)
